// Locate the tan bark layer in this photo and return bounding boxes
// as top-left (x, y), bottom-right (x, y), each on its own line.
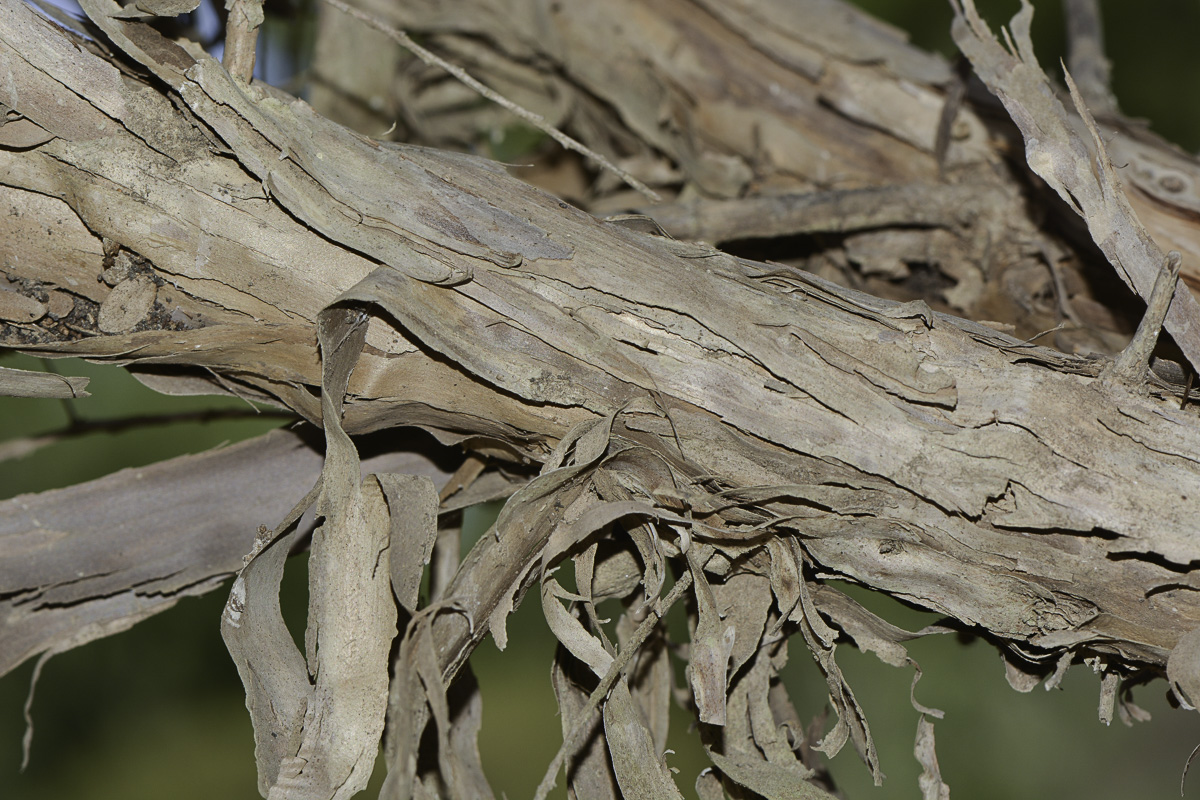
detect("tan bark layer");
top-left (4, 0), bottom-right (1200, 796)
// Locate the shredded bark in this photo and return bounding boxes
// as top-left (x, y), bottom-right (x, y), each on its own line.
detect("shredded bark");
top-left (3, 1), bottom-right (1200, 798)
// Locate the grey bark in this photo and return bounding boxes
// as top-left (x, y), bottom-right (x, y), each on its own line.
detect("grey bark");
top-left (4, 0), bottom-right (1200, 797)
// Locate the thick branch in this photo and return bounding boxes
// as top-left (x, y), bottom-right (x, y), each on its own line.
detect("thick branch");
top-left (2, 0), bottom-right (1200, 678)
top-left (2, 0), bottom-right (1200, 747)
top-left (0, 427), bottom-right (460, 678)
top-left (9, 3), bottom-right (1200, 796)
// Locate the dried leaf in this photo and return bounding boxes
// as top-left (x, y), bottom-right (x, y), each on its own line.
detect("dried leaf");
top-left (1116, 682), bottom-right (1152, 727)
top-left (590, 545), bottom-right (643, 602)
top-left (375, 472), bottom-right (439, 612)
top-left (1168, 627), bottom-right (1200, 710)
top-left (686, 547), bottom-right (737, 726)
top-left (1003, 654), bottom-right (1044, 694)
top-left (695, 769), bottom-right (727, 800)
top-left (798, 605), bottom-right (880, 783)
top-left (914, 716), bottom-right (950, 800)
top-left (704, 746), bottom-right (837, 800)
top-left (551, 651), bottom-right (620, 800)
top-left (414, 622), bottom-right (495, 800)
top-left (379, 617), bottom-right (430, 799)
top-left (542, 577), bottom-right (614, 677)
top-left (713, 572), bottom-right (773, 680)
top-left (1098, 669), bottom-right (1119, 726)
top-left (603, 681), bottom-right (685, 800)
top-left (131, 0), bottom-right (201, 15)
top-left (617, 609), bottom-right (671, 756)
top-left (265, 308), bottom-right (397, 799)
top-left (714, 637), bottom-right (815, 786)
top-left (443, 666), bottom-right (494, 800)
top-left (222, 520), bottom-right (311, 796)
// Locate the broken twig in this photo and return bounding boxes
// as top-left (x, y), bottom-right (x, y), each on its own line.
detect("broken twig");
top-left (321, 0), bottom-right (661, 202)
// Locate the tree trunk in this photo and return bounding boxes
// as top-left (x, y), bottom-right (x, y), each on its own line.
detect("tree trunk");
top-left (4, 0), bottom-right (1200, 797)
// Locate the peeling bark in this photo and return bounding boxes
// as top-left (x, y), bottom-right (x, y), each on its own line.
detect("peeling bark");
top-left (4, 0), bottom-right (1200, 797)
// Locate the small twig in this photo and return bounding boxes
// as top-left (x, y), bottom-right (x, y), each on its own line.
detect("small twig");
top-left (19, 650), bottom-right (52, 771)
top-left (1183, 740), bottom-right (1200, 796)
top-left (933, 55), bottom-right (970, 177)
top-left (0, 408), bottom-right (296, 463)
top-left (1103, 251), bottom-right (1182, 385)
top-left (1021, 321), bottom-right (1069, 345)
top-left (438, 454), bottom-right (487, 503)
top-left (428, 527), bottom-right (461, 603)
top-left (532, 570), bottom-right (693, 800)
top-left (223, 0), bottom-right (265, 83)
top-left (41, 358), bottom-right (84, 424)
top-left (1063, 0), bottom-right (1118, 117)
top-left (1040, 241), bottom-right (1084, 327)
top-left (320, 0), bottom-right (660, 203)
top-left (62, 407), bottom-right (295, 433)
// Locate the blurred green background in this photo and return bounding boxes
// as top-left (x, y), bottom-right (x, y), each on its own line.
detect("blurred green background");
top-left (5, 0), bottom-right (1200, 797)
